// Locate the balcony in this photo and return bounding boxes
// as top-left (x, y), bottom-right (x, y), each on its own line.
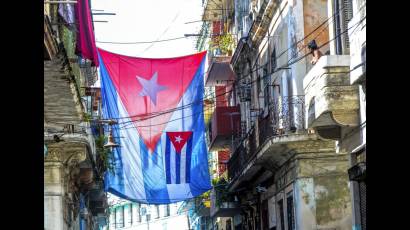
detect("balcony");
top-left (88, 182), bottom-right (108, 216)
top-left (208, 106), bottom-right (241, 151)
top-left (303, 55), bottom-right (360, 140)
top-left (227, 96), bottom-right (335, 191)
top-left (210, 187), bottom-right (240, 218)
top-left (196, 200), bottom-right (211, 217)
top-left (202, 0), bottom-right (232, 21)
top-left (205, 51), bottom-right (235, 87)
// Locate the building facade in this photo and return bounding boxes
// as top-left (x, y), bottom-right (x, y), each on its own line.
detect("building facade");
top-left (190, 0), bottom-right (365, 229)
top-left (44, 1), bottom-right (108, 229)
top-left (106, 195), bottom-right (189, 230)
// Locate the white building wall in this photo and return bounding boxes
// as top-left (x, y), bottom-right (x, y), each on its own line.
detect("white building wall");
top-left (108, 199), bottom-right (188, 230)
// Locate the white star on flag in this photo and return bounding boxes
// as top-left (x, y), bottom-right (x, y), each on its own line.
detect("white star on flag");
top-left (136, 72), bottom-right (167, 105)
top-left (175, 136), bottom-right (183, 143)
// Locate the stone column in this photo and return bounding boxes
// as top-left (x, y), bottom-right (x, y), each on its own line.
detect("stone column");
top-left (44, 149), bottom-right (65, 230)
top-left (44, 146), bottom-right (87, 230)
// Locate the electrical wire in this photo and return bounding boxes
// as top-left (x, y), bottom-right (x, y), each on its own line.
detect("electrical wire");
top-left (47, 18), bottom-right (365, 133)
top-left (96, 36), bottom-right (188, 44)
top-left (94, 5), bottom-right (356, 122)
top-left (117, 17), bottom-right (366, 127)
top-left (114, 20), bottom-right (366, 130)
top-left (47, 7), bottom-right (365, 132)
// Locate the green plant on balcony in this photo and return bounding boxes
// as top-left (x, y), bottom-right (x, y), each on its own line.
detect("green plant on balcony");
top-left (200, 190), bottom-right (210, 200)
top-left (83, 112), bottom-right (92, 122)
top-left (212, 177), bottom-right (229, 206)
top-left (208, 33), bottom-right (235, 56)
top-left (95, 135), bottom-right (116, 174)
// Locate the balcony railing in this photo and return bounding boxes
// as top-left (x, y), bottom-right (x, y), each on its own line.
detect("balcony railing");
top-left (228, 96), bottom-right (305, 182)
top-left (259, 95), bottom-right (306, 146)
top-left (210, 185), bottom-right (240, 217)
top-left (268, 95), bottom-right (306, 136)
top-left (207, 106), bottom-right (241, 151)
top-left (227, 140), bottom-right (246, 181)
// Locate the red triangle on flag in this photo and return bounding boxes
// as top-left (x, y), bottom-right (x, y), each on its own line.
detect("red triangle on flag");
top-left (166, 131), bottom-right (193, 154)
top-left (98, 48), bottom-right (206, 153)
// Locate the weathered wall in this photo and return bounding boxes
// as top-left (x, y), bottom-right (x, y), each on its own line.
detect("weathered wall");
top-left (295, 154), bottom-right (352, 230)
top-left (44, 162), bottom-right (65, 230)
top-left (288, 0), bottom-right (308, 97)
top-left (294, 178), bottom-right (316, 229)
top-left (303, 0), bottom-right (329, 51)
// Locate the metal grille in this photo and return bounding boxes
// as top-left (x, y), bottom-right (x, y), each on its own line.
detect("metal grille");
top-left (269, 95), bottom-right (305, 135)
top-left (359, 181), bottom-right (366, 230)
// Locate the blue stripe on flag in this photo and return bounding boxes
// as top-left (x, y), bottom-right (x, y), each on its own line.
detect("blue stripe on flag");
top-left (185, 136), bottom-right (192, 183)
top-left (175, 152), bottom-right (181, 184)
top-left (165, 137), bottom-right (171, 184)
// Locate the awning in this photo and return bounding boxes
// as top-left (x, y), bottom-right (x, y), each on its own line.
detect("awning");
top-left (205, 56), bottom-right (235, 87)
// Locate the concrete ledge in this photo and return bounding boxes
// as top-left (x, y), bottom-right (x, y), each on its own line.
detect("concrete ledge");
top-left (303, 55), bottom-right (360, 139)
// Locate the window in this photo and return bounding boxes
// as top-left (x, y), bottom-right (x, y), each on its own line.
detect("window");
top-left (110, 209), bottom-right (116, 229)
top-left (116, 206), bottom-right (125, 228)
top-left (264, 85), bottom-right (271, 110)
top-left (164, 204), bottom-right (170, 217)
top-left (286, 192), bottom-right (295, 230)
top-left (335, 0), bottom-right (353, 53)
top-left (226, 219), bottom-right (232, 230)
top-left (271, 47), bottom-right (277, 73)
top-left (342, 0), bottom-right (353, 50)
top-left (135, 203), bottom-right (141, 222)
top-left (277, 199), bottom-right (285, 230)
top-left (155, 205), bottom-right (160, 219)
top-left (128, 204), bottom-right (133, 225)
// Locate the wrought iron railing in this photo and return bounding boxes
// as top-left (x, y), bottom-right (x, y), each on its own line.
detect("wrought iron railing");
top-left (228, 141), bottom-right (247, 181)
top-left (268, 95), bottom-right (306, 136)
top-left (227, 96), bottom-right (306, 182)
top-left (227, 125), bottom-right (256, 182)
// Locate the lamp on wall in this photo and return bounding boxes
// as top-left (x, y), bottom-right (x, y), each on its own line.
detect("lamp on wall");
top-left (104, 127), bottom-right (120, 150)
top-left (102, 119), bottom-right (120, 150)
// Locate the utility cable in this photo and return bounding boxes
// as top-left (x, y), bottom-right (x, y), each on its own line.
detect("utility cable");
top-left (48, 12), bottom-right (365, 130)
top-left (95, 5), bottom-right (357, 122)
top-left (115, 19), bottom-right (365, 130)
top-left (48, 18), bottom-right (365, 132)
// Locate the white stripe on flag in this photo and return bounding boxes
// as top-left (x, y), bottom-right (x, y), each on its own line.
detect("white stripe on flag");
top-left (116, 94), bottom-right (146, 200)
top-left (180, 143), bottom-right (187, 184)
top-left (170, 143), bottom-right (176, 184)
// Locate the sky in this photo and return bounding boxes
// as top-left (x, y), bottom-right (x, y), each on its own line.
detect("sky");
top-left (91, 0), bottom-right (204, 58)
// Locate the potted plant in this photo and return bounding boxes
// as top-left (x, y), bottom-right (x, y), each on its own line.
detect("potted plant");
top-left (209, 33), bottom-right (235, 56)
top-left (95, 135), bottom-right (116, 174)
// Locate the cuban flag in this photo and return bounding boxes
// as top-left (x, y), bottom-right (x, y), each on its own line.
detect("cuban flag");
top-left (98, 48), bottom-right (211, 204)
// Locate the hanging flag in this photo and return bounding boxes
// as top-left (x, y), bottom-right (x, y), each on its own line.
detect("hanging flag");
top-left (98, 48), bottom-right (211, 204)
top-left (75, 0), bottom-right (99, 66)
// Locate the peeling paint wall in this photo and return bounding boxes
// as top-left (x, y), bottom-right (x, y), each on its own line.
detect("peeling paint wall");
top-left (303, 0), bottom-right (329, 51)
top-left (314, 174), bottom-right (351, 229)
top-left (295, 155), bottom-right (352, 230)
top-left (295, 178), bottom-right (316, 229)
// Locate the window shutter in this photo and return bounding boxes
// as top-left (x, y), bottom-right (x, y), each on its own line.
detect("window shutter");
top-left (342, 0), bottom-right (353, 50)
top-left (271, 47), bottom-right (277, 73)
